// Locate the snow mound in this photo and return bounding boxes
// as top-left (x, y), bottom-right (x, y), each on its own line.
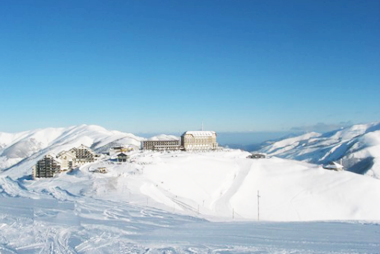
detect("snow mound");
top-left (0, 176), bottom-right (37, 198)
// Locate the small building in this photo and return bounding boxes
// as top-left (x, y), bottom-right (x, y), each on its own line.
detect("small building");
top-left (92, 167), bottom-right (107, 174)
top-left (117, 153), bottom-right (128, 162)
top-left (109, 146), bottom-right (133, 156)
top-left (181, 131), bottom-right (218, 151)
top-left (142, 140), bottom-right (181, 151)
top-left (323, 162), bottom-right (344, 171)
top-left (248, 153), bottom-right (266, 159)
top-left (33, 154), bottom-right (61, 179)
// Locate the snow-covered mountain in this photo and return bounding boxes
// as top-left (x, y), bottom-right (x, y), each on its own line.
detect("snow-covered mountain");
top-left (1, 125), bottom-right (380, 252)
top-left (1, 123), bottom-right (380, 221)
top-left (259, 121), bottom-right (380, 179)
top-left (0, 125), bottom-right (143, 176)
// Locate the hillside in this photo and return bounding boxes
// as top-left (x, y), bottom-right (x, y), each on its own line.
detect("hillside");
top-left (0, 125), bottom-right (143, 176)
top-left (1, 126), bottom-right (380, 252)
top-left (2, 148), bottom-right (380, 222)
top-left (259, 122), bottom-right (380, 179)
top-left (2, 124), bottom-right (380, 221)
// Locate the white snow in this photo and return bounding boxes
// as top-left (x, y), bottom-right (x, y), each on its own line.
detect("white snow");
top-left (147, 134), bottom-right (179, 141)
top-left (183, 131), bottom-right (216, 136)
top-left (323, 161), bottom-right (344, 170)
top-left (3, 148), bottom-right (380, 222)
top-left (264, 132), bottom-right (322, 154)
top-left (260, 121), bottom-right (380, 179)
top-left (1, 125), bottom-right (380, 252)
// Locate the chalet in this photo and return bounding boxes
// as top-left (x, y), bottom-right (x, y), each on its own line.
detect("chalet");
top-left (109, 146), bottom-right (133, 156)
top-left (117, 153), bottom-right (128, 162)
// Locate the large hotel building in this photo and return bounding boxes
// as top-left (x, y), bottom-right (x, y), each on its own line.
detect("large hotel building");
top-left (181, 131), bottom-right (218, 151)
top-left (141, 131), bottom-right (218, 151)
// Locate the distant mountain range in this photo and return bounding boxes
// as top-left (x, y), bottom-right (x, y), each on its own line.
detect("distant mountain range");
top-left (259, 121), bottom-right (380, 179)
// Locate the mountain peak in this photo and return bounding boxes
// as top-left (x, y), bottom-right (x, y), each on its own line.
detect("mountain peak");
top-left (260, 121), bottom-right (380, 179)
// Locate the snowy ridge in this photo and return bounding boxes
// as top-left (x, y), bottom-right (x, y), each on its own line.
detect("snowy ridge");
top-left (263, 132), bottom-right (322, 154)
top-left (0, 125), bottom-right (143, 175)
top-left (260, 121), bottom-right (380, 179)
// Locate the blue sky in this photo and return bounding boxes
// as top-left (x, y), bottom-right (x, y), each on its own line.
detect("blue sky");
top-left (0, 0), bottom-right (379, 133)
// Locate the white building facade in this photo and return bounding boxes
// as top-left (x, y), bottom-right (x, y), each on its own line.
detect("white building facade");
top-left (57, 150), bottom-right (76, 171)
top-left (142, 140), bottom-right (181, 151)
top-left (181, 131), bottom-right (218, 151)
top-left (69, 144), bottom-right (97, 166)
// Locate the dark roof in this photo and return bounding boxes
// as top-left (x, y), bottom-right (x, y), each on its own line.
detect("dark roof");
top-left (118, 153), bottom-right (128, 157)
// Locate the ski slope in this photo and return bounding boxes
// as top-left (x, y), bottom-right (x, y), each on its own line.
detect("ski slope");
top-left (1, 194), bottom-right (379, 253)
top-left (3, 149), bottom-right (380, 222)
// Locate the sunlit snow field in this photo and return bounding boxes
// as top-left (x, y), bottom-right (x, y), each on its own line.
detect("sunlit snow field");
top-left (1, 149), bottom-right (380, 253)
top-left (1, 196), bottom-right (379, 253)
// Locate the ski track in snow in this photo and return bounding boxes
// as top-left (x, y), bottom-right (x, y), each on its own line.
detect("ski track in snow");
top-left (0, 195), bottom-right (379, 253)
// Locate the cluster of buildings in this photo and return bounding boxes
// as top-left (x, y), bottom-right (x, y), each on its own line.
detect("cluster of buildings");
top-left (33, 129), bottom-right (219, 179)
top-left (33, 143), bottom-right (131, 178)
top-left (142, 131), bottom-right (218, 151)
top-left (33, 144), bottom-right (98, 178)
top-left (30, 126), bottom-right (347, 179)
